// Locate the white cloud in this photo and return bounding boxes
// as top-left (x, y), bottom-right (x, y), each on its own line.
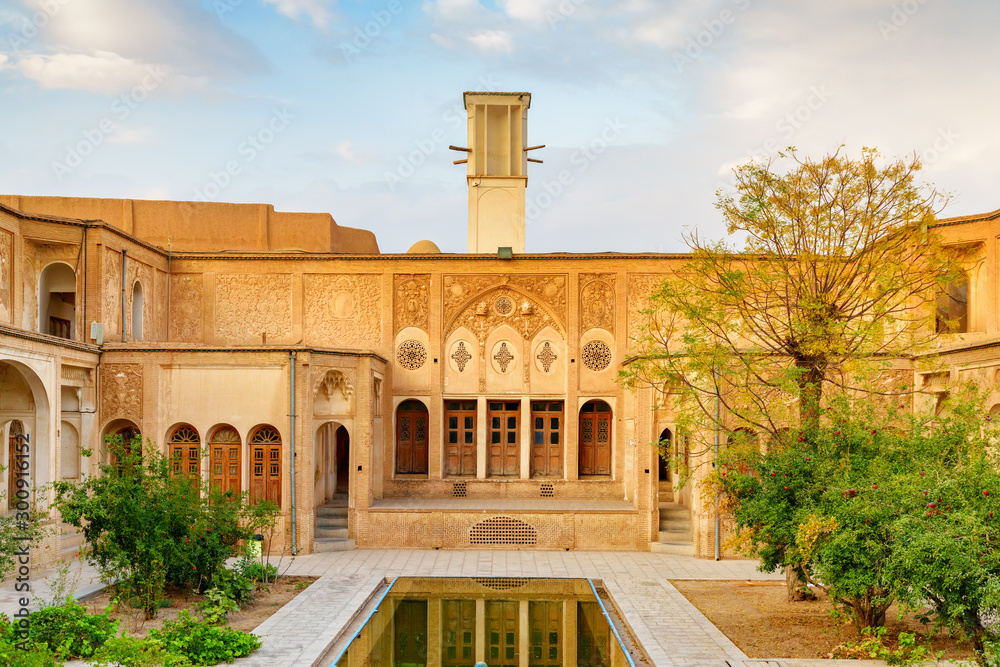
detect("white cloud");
top-left (423, 0), bottom-right (483, 22)
top-left (467, 30), bottom-right (513, 54)
top-left (15, 51), bottom-right (161, 94)
top-left (497, 0), bottom-right (556, 23)
top-left (262, 0), bottom-right (337, 28)
top-left (107, 127), bottom-right (153, 144)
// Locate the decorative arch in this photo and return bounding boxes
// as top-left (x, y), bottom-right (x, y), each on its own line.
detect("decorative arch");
top-left (314, 369), bottom-right (355, 416)
top-left (444, 284), bottom-right (566, 345)
top-left (657, 427), bottom-right (672, 482)
top-left (249, 425), bottom-right (281, 506)
top-left (101, 419), bottom-right (141, 471)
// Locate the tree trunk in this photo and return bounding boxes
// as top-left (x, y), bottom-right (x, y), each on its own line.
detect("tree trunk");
top-left (848, 591), bottom-right (891, 630)
top-left (786, 564), bottom-right (816, 602)
top-left (797, 361), bottom-right (825, 434)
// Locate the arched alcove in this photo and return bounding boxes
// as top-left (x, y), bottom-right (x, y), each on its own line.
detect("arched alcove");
top-left (38, 262), bottom-right (76, 339)
top-left (131, 281), bottom-right (144, 342)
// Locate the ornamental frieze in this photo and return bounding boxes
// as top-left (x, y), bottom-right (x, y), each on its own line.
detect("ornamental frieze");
top-left (169, 274), bottom-right (203, 342)
top-left (100, 363), bottom-right (142, 424)
top-left (304, 274), bottom-right (382, 348)
top-left (444, 285), bottom-right (564, 347)
top-left (627, 274), bottom-right (666, 342)
top-left (394, 274), bottom-right (430, 333)
top-left (580, 273), bottom-right (616, 335)
top-left (215, 274), bottom-right (292, 341)
top-left (0, 229), bottom-right (11, 324)
top-left (103, 249), bottom-right (121, 336)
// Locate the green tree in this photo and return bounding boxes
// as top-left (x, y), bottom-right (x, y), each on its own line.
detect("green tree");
top-left (625, 147), bottom-right (970, 439)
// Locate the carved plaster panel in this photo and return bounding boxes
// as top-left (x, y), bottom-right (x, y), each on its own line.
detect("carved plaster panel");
top-left (443, 274), bottom-right (567, 328)
top-left (169, 274), bottom-right (203, 342)
top-left (61, 366), bottom-right (93, 387)
top-left (314, 368), bottom-right (357, 398)
top-left (580, 274), bottom-right (615, 335)
top-left (627, 274), bottom-right (666, 342)
top-left (304, 274), bottom-right (382, 348)
top-left (100, 363), bottom-right (142, 424)
top-left (215, 274), bottom-right (292, 341)
top-left (103, 249), bottom-right (121, 336)
top-left (444, 286), bottom-right (564, 351)
top-left (155, 270), bottom-right (167, 341)
top-left (394, 274), bottom-right (429, 333)
top-left (0, 229), bottom-right (11, 324)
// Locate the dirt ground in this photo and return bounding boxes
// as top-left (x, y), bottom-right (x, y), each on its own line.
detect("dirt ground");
top-left (80, 576), bottom-right (318, 636)
top-left (671, 580), bottom-right (976, 660)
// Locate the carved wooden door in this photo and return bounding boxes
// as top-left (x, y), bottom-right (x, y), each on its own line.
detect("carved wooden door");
top-left (394, 600), bottom-right (428, 667)
top-left (168, 425), bottom-right (201, 481)
top-left (8, 420), bottom-right (23, 509)
top-left (486, 600), bottom-right (518, 667)
top-left (579, 401), bottom-right (612, 476)
top-left (249, 426), bottom-right (281, 505)
top-left (396, 400), bottom-right (429, 474)
top-left (442, 599), bottom-right (476, 667)
top-left (210, 427), bottom-right (241, 496)
top-left (445, 400), bottom-right (477, 477)
top-left (529, 601), bottom-right (562, 667)
top-left (488, 401), bottom-right (520, 477)
top-left (531, 401), bottom-right (563, 478)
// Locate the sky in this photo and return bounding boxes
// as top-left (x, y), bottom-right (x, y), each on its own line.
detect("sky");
top-left (0, 0), bottom-right (997, 254)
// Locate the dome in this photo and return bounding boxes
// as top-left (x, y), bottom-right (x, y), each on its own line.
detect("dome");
top-left (407, 240), bottom-right (441, 253)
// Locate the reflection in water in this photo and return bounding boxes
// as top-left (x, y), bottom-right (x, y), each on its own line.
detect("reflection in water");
top-left (335, 578), bottom-right (632, 667)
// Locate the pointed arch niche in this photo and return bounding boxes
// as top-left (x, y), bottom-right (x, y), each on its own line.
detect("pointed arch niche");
top-left (314, 369), bottom-right (355, 417)
top-left (444, 327), bottom-right (478, 393)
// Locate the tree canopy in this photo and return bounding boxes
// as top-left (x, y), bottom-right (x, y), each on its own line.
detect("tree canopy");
top-left (625, 147), bottom-right (972, 440)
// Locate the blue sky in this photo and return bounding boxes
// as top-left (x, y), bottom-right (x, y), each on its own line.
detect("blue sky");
top-left (1, 0), bottom-right (997, 253)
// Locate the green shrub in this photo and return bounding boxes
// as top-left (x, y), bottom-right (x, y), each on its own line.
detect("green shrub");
top-left (197, 588), bottom-right (238, 625)
top-left (149, 611), bottom-right (262, 665)
top-left (28, 597), bottom-right (119, 660)
top-left (233, 558), bottom-right (277, 587)
top-left (91, 634), bottom-right (191, 667)
top-left (54, 435), bottom-right (254, 618)
top-left (211, 566), bottom-right (255, 606)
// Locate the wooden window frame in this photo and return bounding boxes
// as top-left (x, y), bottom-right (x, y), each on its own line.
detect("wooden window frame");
top-left (168, 424), bottom-right (201, 481)
top-left (209, 426), bottom-right (242, 496)
top-left (396, 400), bottom-right (429, 475)
top-left (444, 400), bottom-right (477, 477)
top-left (249, 426), bottom-right (281, 506)
top-left (579, 400), bottom-right (612, 477)
top-left (488, 400), bottom-right (521, 477)
top-left (531, 401), bottom-right (563, 478)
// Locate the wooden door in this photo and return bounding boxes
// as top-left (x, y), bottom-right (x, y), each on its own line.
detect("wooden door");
top-left (394, 600), bottom-right (428, 667)
top-left (529, 601), bottom-right (562, 667)
top-left (8, 421), bottom-right (23, 509)
top-left (531, 401), bottom-right (563, 478)
top-left (442, 599), bottom-right (476, 667)
top-left (445, 400), bottom-right (477, 476)
top-left (210, 427), bottom-right (241, 496)
top-left (168, 425), bottom-right (200, 481)
top-left (488, 401), bottom-right (520, 477)
top-left (486, 600), bottom-right (518, 667)
top-left (577, 601), bottom-right (611, 667)
top-left (249, 426), bottom-right (281, 505)
top-left (579, 401), bottom-right (612, 476)
top-left (396, 400), bottom-right (429, 474)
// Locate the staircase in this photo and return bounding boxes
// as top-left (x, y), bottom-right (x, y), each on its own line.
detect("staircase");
top-left (314, 494), bottom-right (355, 552)
top-left (59, 522), bottom-right (85, 559)
top-left (650, 482), bottom-right (695, 556)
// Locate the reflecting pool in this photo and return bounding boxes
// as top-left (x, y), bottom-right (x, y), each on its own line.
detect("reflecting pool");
top-left (326, 578), bottom-right (645, 667)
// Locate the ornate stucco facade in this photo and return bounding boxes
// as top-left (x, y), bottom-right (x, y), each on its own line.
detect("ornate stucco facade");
top-left (2, 93), bottom-right (999, 564)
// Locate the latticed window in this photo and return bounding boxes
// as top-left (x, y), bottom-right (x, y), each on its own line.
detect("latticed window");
top-left (249, 426), bottom-right (281, 506)
top-left (168, 425), bottom-right (201, 480)
top-left (579, 400), bottom-right (612, 476)
top-left (396, 400), bottom-right (429, 474)
top-left (209, 426), bottom-right (241, 496)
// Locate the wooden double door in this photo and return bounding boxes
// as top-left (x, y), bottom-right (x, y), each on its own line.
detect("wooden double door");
top-left (488, 401), bottom-right (520, 476)
top-left (579, 401), bottom-right (612, 476)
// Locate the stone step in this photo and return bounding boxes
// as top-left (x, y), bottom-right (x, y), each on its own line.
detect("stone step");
top-left (313, 538), bottom-right (356, 552)
top-left (324, 495), bottom-right (349, 508)
top-left (60, 531), bottom-right (85, 557)
top-left (659, 519), bottom-right (691, 532)
top-left (316, 516), bottom-right (348, 528)
top-left (650, 541), bottom-right (695, 557)
top-left (315, 527), bottom-right (349, 539)
top-left (659, 529), bottom-right (693, 542)
top-left (659, 491), bottom-right (675, 502)
top-left (316, 506), bottom-right (348, 518)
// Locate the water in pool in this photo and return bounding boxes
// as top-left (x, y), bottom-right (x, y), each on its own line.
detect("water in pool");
top-left (327, 577), bottom-right (644, 667)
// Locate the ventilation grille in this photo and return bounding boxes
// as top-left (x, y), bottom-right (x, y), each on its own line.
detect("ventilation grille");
top-left (469, 516), bottom-right (538, 546)
top-left (474, 577), bottom-right (530, 591)
top-left (453, 481), bottom-right (467, 498)
top-left (540, 483), bottom-right (554, 498)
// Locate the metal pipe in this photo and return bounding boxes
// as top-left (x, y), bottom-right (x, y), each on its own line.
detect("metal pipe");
top-left (325, 577), bottom-right (398, 667)
top-left (289, 350), bottom-right (297, 554)
top-left (714, 367), bottom-right (721, 561)
top-left (120, 249), bottom-right (127, 342)
top-left (587, 579), bottom-right (637, 667)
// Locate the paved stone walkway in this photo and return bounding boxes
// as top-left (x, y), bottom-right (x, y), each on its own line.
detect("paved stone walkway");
top-left (5, 550), bottom-right (801, 667)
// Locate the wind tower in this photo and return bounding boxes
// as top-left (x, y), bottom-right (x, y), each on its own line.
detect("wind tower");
top-left (452, 92), bottom-right (542, 254)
